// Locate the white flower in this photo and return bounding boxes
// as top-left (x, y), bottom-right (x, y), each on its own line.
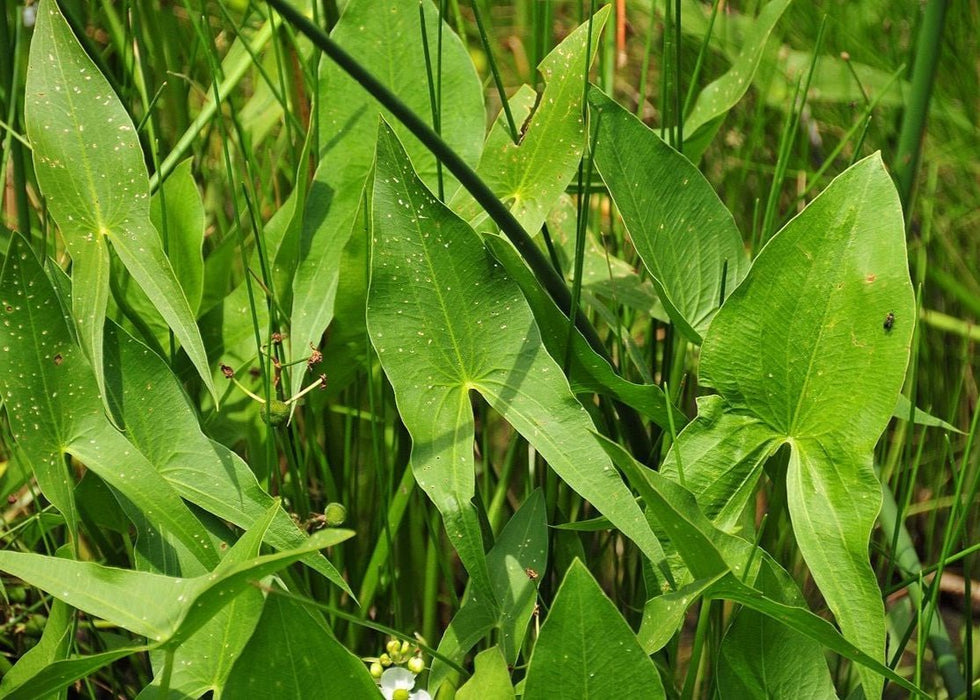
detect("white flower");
top-left (378, 667), bottom-right (431, 700)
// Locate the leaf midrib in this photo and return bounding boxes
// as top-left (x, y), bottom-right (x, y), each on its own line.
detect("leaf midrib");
top-left (46, 23), bottom-right (119, 238)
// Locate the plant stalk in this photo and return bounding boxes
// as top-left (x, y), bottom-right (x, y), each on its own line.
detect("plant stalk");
top-left (893, 0), bottom-right (948, 209)
top-left (264, 0), bottom-right (654, 462)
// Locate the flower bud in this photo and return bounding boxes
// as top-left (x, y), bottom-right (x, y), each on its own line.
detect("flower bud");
top-left (407, 656), bottom-right (424, 674)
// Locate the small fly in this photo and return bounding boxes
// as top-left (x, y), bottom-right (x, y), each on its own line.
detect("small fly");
top-left (883, 311), bottom-right (895, 332)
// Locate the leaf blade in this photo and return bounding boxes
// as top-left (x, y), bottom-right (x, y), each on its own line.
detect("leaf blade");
top-left (23, 0), bottom-right (215, 401)
top-left (369, 123), bottom-right (667, 607)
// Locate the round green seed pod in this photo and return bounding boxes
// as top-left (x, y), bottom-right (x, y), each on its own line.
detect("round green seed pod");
top-left (263, 399), bottom-right (291, 427)
top-left (324, 502), bottom-right (347, 526)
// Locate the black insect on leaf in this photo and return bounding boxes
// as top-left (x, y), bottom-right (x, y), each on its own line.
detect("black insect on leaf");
top-left (883, 311), bottom-right (895, 332)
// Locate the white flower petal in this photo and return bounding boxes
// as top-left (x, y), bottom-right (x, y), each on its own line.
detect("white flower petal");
top-left (379, 666), bottom-right (417, 691)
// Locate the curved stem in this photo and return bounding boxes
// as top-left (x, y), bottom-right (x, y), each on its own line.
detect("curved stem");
top-left (264, 0), bottom-right (654, 461)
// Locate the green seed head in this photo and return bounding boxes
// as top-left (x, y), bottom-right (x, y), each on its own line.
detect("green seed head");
top-left (263, 399), bottom-right (290, 427)
top-left (324, 502), bottom-right (347, 526)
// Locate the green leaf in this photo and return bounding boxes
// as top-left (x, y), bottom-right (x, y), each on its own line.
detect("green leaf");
top-left (716, 563), bottom-right (837, 700)
top-left (0, 646), bottom-right (149, 700)
top-left (138, 501), bottom-right (291, 696)
top-left (523, 560), bottom-right (665, 700)
top-left (0, 235), bottom-right (217, 569)
top-left (138, 575), bottom-right (264, 698)
top-left (429, 491), bottom-right (548, 693)
top-left (708, 574), bottom-right (925, 697)
top-left (893, 393), bottom-right (963, 433)
top-left (146, 605), bottom-right (260, 697)
top-left (545, 195), bottom-right (667, 323)
top-left (656, 395), bottom-right (778, 533)
top-left (590, 86), bottom-right (750, 343)
top-left (0, 509), bottom-right (352, 645)
top-left (637, 576), bottom-right (723, 654)
top-left (287, 0), bottom-right (484, 398)
top-left (488, 491), bottom-right (548, 663)
top-left (150, 159), bottom-right (205, 315)
top-left (456, 647), bottom-right (515, 700)
top-left (597, 434), bottom-right (922, 696)
top-left (223, 592), bottom-right (379, 698)
top-left (112, 158), bottom-right (207, 367)
top-left (369, 123), bottom-right (666, 608)
top-left (268, 123), bottom-right (317, 314)
top-left (596, 434), bottom-right (737, 583)
top-left (450, 7), bottom-right (610, 235)
top-left (0, 240), bottom-right (79, 539)
top-left (682, 0), bottom-right (794, 161)
top-left (102, 320), bottom-right (351, 593)
top-left (23, 0), bottom-right (215, 403)
top-left (663, 154), bottom-right (914, 697)
top-left (484, 234), bottom-right (682, 429)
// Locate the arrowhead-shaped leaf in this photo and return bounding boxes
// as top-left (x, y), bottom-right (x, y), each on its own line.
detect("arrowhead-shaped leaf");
top-left (24, 0), bottom-right (215, 403)
top-left (287, 0), bottom-right (484, 398)
top-left (449, 7), bottom-right (609, 235)
top-left (368, 122), bottom-right (666, 607)
top-left (662, 153), bottom-right (914, 696)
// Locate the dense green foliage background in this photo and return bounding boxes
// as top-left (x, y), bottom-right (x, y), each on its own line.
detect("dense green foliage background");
top-left (0, 0), bottom-right (976, 697)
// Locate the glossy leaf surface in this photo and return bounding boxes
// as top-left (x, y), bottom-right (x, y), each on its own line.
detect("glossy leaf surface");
top-left (591, 86), bottom-right (750, 342)
top-left (24, 0), bottom-right (215, 402)
top-left (288, 0), bottom-right (484, 397)
top-left (0, 236), bottom-right (216, 568)
top-left (369, 123), bottom-right (665, 607)
top-left (663, 154), bottom-right (914, 696)
top-left (522, 560), bottom-right (665, 699)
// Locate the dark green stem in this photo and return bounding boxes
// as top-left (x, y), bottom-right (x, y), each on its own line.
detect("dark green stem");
top-left (264, 0), bottom-right (653, 462)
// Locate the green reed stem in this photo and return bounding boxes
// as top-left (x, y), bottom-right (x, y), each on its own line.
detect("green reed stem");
top-left (893, 0), bottom-right (949, 209)
top-left (471, 0), bottom-right (519, 144)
